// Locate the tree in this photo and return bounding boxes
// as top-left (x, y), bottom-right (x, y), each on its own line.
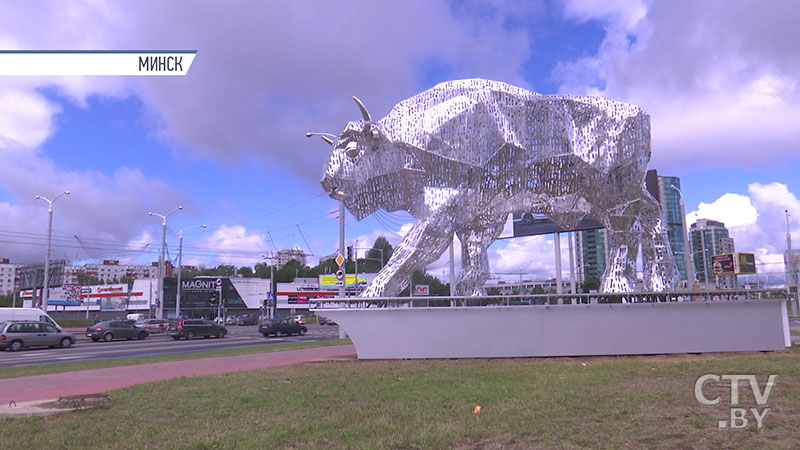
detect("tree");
top-left (237, 266), bottom-right (254, 277)
top-left (362, 236), bottom-right (392, 273)
top-left (77, 274), bottom-right (102, 286)
top-left (580, 277), bottom-right (600, 293)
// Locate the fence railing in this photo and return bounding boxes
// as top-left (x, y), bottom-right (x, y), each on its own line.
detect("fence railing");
top-left (310, 288), bottom-right (791, 309)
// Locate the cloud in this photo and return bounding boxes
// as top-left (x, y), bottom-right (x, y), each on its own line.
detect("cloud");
top-left (0, 88), bottom-right (60, 154)
top-left (198, 225), bottom-right (268, 267)
top-left (555, 0), bottom-right (800, 169)
top-left (0, 151), bottom-right (193, 264)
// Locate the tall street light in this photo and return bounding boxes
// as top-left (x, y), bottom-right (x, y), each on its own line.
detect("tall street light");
top-left (148, 206), bottom-right (183, 319)
top-left (176, 224), bottom-right (206, 318)
top-left (670, 185), bottom-right (695, 288)
top-left (35, 190), bottom-right (70, 311)
top-left (261, 253), bottom-right (276, 319)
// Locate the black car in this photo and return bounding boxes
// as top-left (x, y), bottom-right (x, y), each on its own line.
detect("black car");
top-left (259, 319), bottom-right (307, 337)
top-left (86, 320), bottom-right (149, 342)
top-left (237, 314), bottom-right (258, 326)
top-left (168, 319), bottom-right (227, 340)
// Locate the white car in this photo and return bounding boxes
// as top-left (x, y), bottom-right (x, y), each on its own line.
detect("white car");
top-left (134, 318), bottom-right (169, 333)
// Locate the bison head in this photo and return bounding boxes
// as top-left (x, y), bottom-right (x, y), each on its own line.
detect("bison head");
top-left (317, 97), bottom-right (414, 220)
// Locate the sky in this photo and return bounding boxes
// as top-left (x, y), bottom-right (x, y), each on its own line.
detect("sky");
top-left (1, 0), bottom-right (799, 284)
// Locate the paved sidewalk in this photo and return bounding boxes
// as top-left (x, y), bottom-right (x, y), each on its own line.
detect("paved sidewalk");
top-left (0, 344), bottom-right (356, 406)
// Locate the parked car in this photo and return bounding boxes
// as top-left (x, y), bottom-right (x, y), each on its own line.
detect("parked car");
top-left (134, 318), bottom-right (170, 334)
top-left (259, 318), bottom-right (307, 337)
top-left (292, 315), bottom-right (306, 325)
top-left (0, 321), bottom-right (75, 351)
top-left (86, 320), bottom-right (149, 342)
top-left (318, 316), bottom-right (336, 326)
top-left (168, 319), bottom-right (227, 340)
top-left (237, 314), bottom-right (258, 326)
top-left (225, 316), bottom-right (239, 326)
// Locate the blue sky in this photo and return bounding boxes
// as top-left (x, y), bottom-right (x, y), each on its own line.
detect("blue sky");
top-left (1, 0), bottom-right (799, 282)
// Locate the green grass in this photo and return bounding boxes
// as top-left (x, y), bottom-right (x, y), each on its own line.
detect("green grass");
top-left (2, 350), bottom-right (799, 449)
top-left (791, 329), bottom-right (800, 337)
top-left (0, 339), bottom-right (351, 379)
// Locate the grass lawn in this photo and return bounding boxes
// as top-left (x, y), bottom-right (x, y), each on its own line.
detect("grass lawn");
top-left (0, 339), bottom-right (352, 380)
top-left (2, 348), bottom-right (799, 449)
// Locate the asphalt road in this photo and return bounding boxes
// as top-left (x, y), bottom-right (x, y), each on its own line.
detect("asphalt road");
top-left (0, 323), bottom-right (341, 369)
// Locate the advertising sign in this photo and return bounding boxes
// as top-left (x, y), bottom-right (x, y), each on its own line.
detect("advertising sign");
top-left (319, 273), bottom-right (377, 289)
top-left (711, 252), bottom-right (758, 275)
top-left (16, 260), bottom-right (66, 290)
top-left (512, 213), bottom-right (603, 237)
top-left (412, 285), bottom-right (430, 296)
top-left (737, 253), bottom-right (757, 274)
top-left (712, 253), bottom-right (736, 276)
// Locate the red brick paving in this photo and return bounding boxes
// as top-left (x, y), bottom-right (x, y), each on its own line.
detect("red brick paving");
top-left (0, 344), bottom-right (355, 403)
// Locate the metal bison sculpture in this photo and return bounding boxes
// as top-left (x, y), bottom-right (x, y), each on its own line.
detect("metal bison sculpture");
top-left (314, 79), bottom-right (677, 296)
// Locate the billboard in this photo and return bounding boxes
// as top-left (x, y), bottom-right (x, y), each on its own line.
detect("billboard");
top-left (17, 260), bottom-right (66, 290)
top-left (512, 213), bottom-right (603, 237)
top-left (737, 252), bottom-right (757, 274)
top-left (711, 252), bottom-right (757, 275)
top-left (318, 273), bottom-right (377, 289)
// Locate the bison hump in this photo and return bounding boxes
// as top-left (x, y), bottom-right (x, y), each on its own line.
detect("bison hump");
top-left (377, 78), bottom-right (648, 171)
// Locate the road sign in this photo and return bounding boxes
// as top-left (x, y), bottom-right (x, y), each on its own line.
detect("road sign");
top-left (215, 278), bottom-right (222, 292)
top-left (335, 253), bottom-right (345, 267)
top-left (335, 268), bottom-right (345, 280)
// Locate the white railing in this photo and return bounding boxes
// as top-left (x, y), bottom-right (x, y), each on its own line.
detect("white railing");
top-left (310, 288), bottom-right (791, 309)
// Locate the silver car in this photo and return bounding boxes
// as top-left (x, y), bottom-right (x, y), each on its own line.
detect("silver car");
top-left (0, 321), bottom-right (76, 351)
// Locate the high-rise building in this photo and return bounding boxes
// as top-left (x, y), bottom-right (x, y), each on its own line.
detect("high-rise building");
top-left (576, 229), bottom-right (607, 284)
top-left (783, 249), bottom-right (800, 288)
top-left (0, 258), bottom-right (20, 295)
top-left (276, 248), bottom-right (307, 268)
top-left (646, 171), bottom-right (691, 284)
top-left (690, 219), bottom-right (736, 289)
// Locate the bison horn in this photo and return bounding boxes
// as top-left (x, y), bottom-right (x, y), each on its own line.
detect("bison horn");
top-left (353, 96), bottom-right (372, 123)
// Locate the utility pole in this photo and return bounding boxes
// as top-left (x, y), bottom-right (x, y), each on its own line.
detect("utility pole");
top-left (35, 190), bottom-right (70, 312)
top-left (177, 224), bottom-right (206, 318)
top-left (339, 200), bottom-right (345, 299)
top-left (786, 210), bottom-right (798, 316)
top-left (148, 206), bottom-right (182, 319)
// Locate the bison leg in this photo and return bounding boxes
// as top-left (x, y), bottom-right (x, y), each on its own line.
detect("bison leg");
top-left (360, 216), bottom-right (454, 297)
top-left (454, 216), bottom-right (508, 296)
top-left (639, 196), bottom-right (679, 291)
top-left (599, 228), bottom-right (639, 293)
top-left (599, 205), bottom-right (641, 293)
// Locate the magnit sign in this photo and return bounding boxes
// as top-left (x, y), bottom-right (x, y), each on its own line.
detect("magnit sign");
top-left (181, 279), bottom-right (220, 293)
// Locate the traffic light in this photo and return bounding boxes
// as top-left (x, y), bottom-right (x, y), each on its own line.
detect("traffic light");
top-left (347, 246), bottom-right (353, 262)
top-left (209, 294), bottom-right (219, 306)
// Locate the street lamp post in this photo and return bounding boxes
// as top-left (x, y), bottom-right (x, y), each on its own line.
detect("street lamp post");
top-left (670, 185), bottom-right (696, 288)
top-left (35, 190), bottom-right (70, 312)
top-left (261, 253), bottom-right (276, 320)
top-left (176, 224), bottom-right (207, 318)
top-left (148, 206), bottom-right (183, 319)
